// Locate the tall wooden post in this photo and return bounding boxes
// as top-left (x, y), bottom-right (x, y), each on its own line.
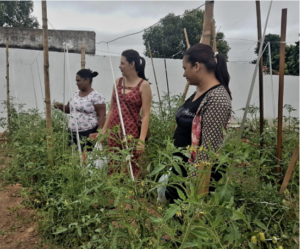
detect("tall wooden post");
top-left (182, 28), bottom-right (191, 102)
top-left (198, 0), bottom-right (214, 198)
top-left (212, 21), bottom-right (217, 55)
top-left (6, 39), bottom-right (10, 130)
top-left (42, 1), bottom-right (52, 151)
top-left (256, 0), bottom-right (264, 156)
top-left (277, 8), bottom-right (287, 175)
top-left (81, 44), bottom-right (85, 69)
top-left (200, 1), bottom-right (214, 45)
top-left (147, 41), bottom-right (164, 118)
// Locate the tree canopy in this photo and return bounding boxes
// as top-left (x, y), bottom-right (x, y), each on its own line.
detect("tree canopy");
top-left (0, 1), bottom-right (39, 28)
top-left (252, 33), bottom-right (299, 76)
top-left (142, 9), bottom-right (230, 60)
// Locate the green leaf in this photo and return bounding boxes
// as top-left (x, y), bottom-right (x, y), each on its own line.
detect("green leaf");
top-left (248, 242), bottom-right (259, 249)
top-left (182, 241), bottom-right (199, 248)
top-left (215, 183), bottom-right (235, 204)
top-left (190, 229), bottom-right (209, 239)
top-left (77, 226), bottom-right (82, 237)
top-left (52, 226), bottom-right (68, 235)
top-left (163, 204), bottom-right (181, 222)
top-left (176, 188), bottom-right (186, 201)
top-left (149, 164), bottom-right (166, 176)
top-left (173, 163), bottom-right (182, 176)
top-left (253, 218), bottom-right (268, 231)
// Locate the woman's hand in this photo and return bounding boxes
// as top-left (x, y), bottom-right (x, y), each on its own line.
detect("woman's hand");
top-left (136, 140), bottom-right (145, 156)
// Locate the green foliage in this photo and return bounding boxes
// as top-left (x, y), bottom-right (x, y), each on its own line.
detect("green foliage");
top-left (252, 34), bottom-right (299, 76)
top-left (143, 9), bottom-right (230, 60)
top-left (0, 98), bottom-right (299, 248)
top-left (0, 0), bottom-right (39, 28)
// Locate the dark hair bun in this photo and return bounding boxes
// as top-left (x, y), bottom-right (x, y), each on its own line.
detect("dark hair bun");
top-left (91, 71), bottom-right (98, 78)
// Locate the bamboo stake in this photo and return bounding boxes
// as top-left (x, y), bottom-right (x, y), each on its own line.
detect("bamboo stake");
top-left (182, 28), bottom-right (191, 102)
top-left (6, 39), bottom-right (10, 131)
top-left (42, 0), bottom-right (53, 161)
top-left (277, 9), bottom-right (287, 175)
top-left (279, 147), bottom-right (299, 194)
top-left (197, 1), bottom-right (215, 198)
top-left (81, 43), bottom-right (85, 69)
top-left (147, 41), bottom-right (164, 118)
top-left (212, 21), bottom-right (217, 54)
top-left (256, 0), bottom-right (264, 157)
top-left (184, 28), bottom-right (190, 48)
top-left (200, 1), bottom-right (214, 45)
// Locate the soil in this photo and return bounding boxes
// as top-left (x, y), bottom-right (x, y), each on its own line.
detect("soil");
top-left (0, 137), bottom-right (49, 249)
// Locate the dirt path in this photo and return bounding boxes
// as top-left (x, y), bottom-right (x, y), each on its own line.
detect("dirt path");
top-left (0, 139), bottom-right (49, 249)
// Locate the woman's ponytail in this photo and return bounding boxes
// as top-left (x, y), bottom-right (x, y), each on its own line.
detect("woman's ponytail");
top-left (215, 54), bottom-right (231, 99)
top-left (184, 44), bottom-right (232, 99)
top-left (138, 56), bottom-right (147, 80)
top-left (122, 49), bottom-right (148, 81)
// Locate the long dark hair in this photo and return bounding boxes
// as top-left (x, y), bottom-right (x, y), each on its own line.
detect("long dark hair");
top-left (183, 43), bottom-right (231, 99)
top-left (121, 49), bottom-right (147, 80)
top-left (77, 69), bottom-right (98, 84)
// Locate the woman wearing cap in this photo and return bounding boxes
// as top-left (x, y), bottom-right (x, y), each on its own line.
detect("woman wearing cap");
top-left (166, 43), bottom-right (232, 203)
top-left (54, 69), bottom-right (106, 151)
top-left (102, 49), bottom-right (152, 178)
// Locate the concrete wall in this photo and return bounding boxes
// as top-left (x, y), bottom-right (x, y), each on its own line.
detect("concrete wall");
top-left (0, 27), bottom-right (95, 54)
top-left (0, 47), bottom-right (299, 132)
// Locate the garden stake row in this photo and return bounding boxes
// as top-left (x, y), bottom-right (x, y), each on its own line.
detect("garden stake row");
top-left (279, 146), bottom-right (299, 195)
top-left (6, 38), bottom-right (10, 131)
top-left (81, 43), bottom-right (86, 69)
top-left (255, 0), bottom-right (265, 157)
top-left (42, 0), bottom-right (53, 168)
top-left (276, 8), bottom-right (287, 177)
top-left (147, 41), bottom-right (164, 121)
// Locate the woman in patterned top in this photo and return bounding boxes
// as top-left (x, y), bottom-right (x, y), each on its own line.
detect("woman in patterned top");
top-left (166, 43), bottom-right (232, 203)
top-left (102, 49), bottom-right (152, 178)
top-left (54, 69), bottom-right (106, 151)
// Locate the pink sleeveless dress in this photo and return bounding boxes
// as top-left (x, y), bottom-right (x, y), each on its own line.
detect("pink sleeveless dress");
top-left (108, 77), bottom-right (144, 177)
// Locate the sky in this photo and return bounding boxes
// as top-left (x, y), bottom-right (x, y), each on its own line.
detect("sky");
top-left (31, 1), bottom-right (299, 62)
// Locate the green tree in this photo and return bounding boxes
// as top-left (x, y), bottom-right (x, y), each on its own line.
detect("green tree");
top-left (0, 1), bottom-right (39, 28)
top-left (143, 9), bottom-right (230, 60)
top-left (285, 41), bottom-right (299, 76)
top-left (252, 34), bottom-right (299, 76)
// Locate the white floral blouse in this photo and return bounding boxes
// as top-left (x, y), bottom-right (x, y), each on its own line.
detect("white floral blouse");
top-left (68, 90), bottom-right (105, 132)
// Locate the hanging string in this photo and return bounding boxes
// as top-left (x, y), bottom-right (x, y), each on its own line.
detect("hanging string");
top-left (65, 42), bottom-right (83, 166)
top-left (35, 58), bottom-right (45, 110)
top-left (30, 64), bottom-right (38, 110)
top-left (106, 42), bottom-right (135, 182)
top-left (10, 59), bottom-right (21, 124)
top-left (237, 1), bottom-right (273, 143)
top-left (62, 43), bottom-right (67, 157)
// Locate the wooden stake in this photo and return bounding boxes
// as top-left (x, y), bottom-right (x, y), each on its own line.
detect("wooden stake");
top-left (184, 28), bottom-right (190, 48)
top-left (277, 9), bottom-right (287, 175)
top-left (256, 0), bottom-right (264, 157)
top-left (42, 0), bottom-right (53, 159)
top-left (212, 21), bottom-right (217, 53)
top-left (182, 28), bottom-right (191, 102)
top-left (147, 41), bottom-right (164, 118)
top-left (81, 43), bottom-right (85, 69)
top-left (196, 1), bottom-right (214, 197)
top-left (6, 39), bottom-right (10, 131)
top-left (279, 147), bottom-right (299, 194)
top-left (200, 1), bottom-right (214, 45)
